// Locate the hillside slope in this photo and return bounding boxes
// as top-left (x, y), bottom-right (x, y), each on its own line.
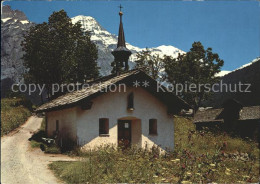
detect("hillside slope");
top-left (205, 58), bottom-right (260, 107)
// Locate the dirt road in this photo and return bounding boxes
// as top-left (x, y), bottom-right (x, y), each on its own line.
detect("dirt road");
top-left (1, 116), bottom-right (74, 184)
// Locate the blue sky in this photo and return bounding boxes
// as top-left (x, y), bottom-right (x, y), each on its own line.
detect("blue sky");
top-left (3, 0), bottom-right (260, 71)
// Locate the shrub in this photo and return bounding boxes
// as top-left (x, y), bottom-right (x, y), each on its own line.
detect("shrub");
top-left (45, 145), bottom-right (61, 154)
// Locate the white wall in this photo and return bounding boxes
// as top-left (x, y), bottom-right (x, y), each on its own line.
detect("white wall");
top-left (46, 86), bottom-right (175, 150)
top-left (46, 107), bottom-right (77, 141)
top-left (76, 86), bottom-right (174, 150)
top-left (131, 119), bottom-right (142, 147)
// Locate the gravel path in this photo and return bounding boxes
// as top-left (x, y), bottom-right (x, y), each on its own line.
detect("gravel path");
top-left (1, 116), bottom-right (75, 184)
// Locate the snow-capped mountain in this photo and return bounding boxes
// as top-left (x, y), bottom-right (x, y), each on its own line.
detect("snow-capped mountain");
top-left (71, 15), bottom-right (185, 76)
top-left (1, 7), bottom-right (185, 83)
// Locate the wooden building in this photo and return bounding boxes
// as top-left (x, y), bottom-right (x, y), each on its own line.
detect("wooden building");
top-left (194, 99), bottom-right (260, 140)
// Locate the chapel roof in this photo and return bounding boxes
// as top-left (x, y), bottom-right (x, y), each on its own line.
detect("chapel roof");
top-left (36, 69), bottom-right (190, 112)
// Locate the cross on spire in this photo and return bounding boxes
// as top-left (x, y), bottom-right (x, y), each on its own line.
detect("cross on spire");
top-left (119, 4), bottom-right (123, 12)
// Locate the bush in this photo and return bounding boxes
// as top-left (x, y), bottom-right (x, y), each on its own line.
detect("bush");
top-left (45, 145), bottom-right (61, 154)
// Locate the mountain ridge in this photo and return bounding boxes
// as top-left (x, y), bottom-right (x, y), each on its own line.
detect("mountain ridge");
top-left (205, 57), bottom-right (260, 107)
top-left (71, 15), bottom-right (185, 76)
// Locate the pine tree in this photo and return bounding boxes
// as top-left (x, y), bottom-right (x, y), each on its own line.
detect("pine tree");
top-left (22, 10), bottom-right (99, 99)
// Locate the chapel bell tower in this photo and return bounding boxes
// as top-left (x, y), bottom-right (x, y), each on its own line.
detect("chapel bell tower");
top-left (111, 5), bottom-right (132, 74)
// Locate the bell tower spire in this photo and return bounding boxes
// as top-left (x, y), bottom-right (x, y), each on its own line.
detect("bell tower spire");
top-left (111, 5), bottom-right (132, 74)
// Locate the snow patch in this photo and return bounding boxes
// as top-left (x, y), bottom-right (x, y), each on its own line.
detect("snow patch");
top-left (215, 70), bottom-right (231, 77)
top-left (20, 20), bottom-right (29, 24)
top-left (1, 18), bottom-right (11, 23)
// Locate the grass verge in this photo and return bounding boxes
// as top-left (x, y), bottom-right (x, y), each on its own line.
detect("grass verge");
top-left (1, 98), bottom-right (31, 136)
top-left (49, 116), bottom-right (259, 183)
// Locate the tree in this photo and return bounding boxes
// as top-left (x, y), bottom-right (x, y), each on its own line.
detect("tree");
top-left (22, 10), bottom-right (99, 99)
top-left (134, 48), bottom-right (164, 81)
top-left (163, 42), bottom-right (224, 111)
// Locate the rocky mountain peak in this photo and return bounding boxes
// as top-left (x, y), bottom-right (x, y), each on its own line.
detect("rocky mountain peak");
top-left (2, 5), bottom-right (28, 21)
top-left (1, 6), bottom-right (33, 83)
